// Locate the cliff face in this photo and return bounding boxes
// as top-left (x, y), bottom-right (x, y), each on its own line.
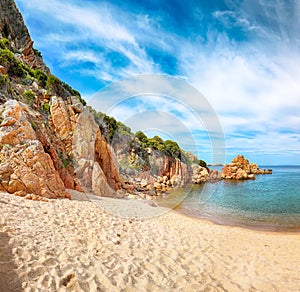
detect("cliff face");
top-left (0, 0), bottom-right (198, 201)
top-left (0, 0), bottom-right (49, 72)
top-left (113, 136), bottom-right (194, 197)
top-left (72, 108), bottom-right (121, 197)
top-left (0, 100), bottom-right (69, 199)
top-left (0, 0), bottom-right (122, 199)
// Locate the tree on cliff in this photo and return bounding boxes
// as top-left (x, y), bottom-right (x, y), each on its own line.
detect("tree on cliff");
top-left (135, 131), bottom-right (148, 144)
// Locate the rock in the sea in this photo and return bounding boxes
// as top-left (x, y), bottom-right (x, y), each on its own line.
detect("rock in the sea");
top-left (207, 169), bottom-right (222, 182)
top-left (221, 155), bottom-right (271, 180)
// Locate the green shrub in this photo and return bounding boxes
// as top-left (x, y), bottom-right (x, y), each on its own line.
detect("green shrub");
top-left (0, 48), bottom-right (24, 77)
top-left (23, 74), bottom-right (35, 85)
top-left (34, 69), bottom-right (47, 87)
top-left (23, 90), bottom-right (35, 106)
top-left (46, 75), bottom-right (61, 93)
top-left (43, 102), bottom-right (50, 113)
top-left (61, 81), bottom-right (86, 105)
top-left (164, 140), bottom-right (181, 158)
top-left (33, 48), bottom-right (42, 58)
top-left (0, 38), bottom-right (10, 49)
top-left (135, 131), bottom-right (148, 144)
top-left (147, 136), bottom-right (165, 151)
top-left (0, 73), bottom-right (9, 85)
top-left (196, 159), bottom-right (207, 167)
top-left (0, 48), bottom-right (14, 64)
top-left (58, 152), bottom-right (72, 168)
top-left (103, 115), bottom-right (117, 142)
top-left (2, 143), bottom-right (11, 149)
top-left (116, 121), bottom-right (131, 137)
top-left (88, 107), bottom-right (105, 124)
top-left (0, 48), bottom-right (34, 78)
top-left (30, 121), bottom-right (38, 131)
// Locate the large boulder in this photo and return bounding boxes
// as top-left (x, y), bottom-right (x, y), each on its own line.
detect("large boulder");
top-left (191, 164), bottom-right (209, 184)
top-left (0, 100), bottom-right (69, 199)
top-left (50, 96), bottom-right (74, 153)
top-left (72, 108), bottom-right (121, 197)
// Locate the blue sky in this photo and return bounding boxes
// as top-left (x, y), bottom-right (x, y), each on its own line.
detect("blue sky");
top-left (15, 0), bottom-right (300, 165)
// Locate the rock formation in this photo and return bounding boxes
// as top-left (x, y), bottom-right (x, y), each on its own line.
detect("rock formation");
top-left (72, 108), bottom-right (121, 197)
top-left (191, 165), bottom-right (222, 184)
top-left (0, 100), bottom-right (69, 199)
top-left (2, 0), bottom-right (271, 203)
top-left (222, 155), bottom-right (272, 180)
top-left (191, 165), bottom-right (209, 183)
top-left (0, 0), bottom-right (123, 199)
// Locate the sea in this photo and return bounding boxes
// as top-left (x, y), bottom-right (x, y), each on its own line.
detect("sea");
top-left (157, 166), bottom-right (300, 232)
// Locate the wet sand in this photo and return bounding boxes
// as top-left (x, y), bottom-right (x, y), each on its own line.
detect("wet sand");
top-left (1, 190), bottom-right (300, 291)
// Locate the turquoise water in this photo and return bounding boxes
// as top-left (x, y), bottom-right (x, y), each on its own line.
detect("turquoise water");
top-left (159, 166), bottom-right (300, 231)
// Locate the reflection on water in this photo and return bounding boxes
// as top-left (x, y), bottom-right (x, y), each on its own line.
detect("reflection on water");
top-left (156, 166), bottom-right (300, 231)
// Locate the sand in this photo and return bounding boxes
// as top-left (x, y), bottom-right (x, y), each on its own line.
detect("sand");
top-left (0, 190), bottom-right (300, 292)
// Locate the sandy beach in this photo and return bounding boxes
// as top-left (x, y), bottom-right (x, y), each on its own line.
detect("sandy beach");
top-left (1, 190), bottom-right (300, 292)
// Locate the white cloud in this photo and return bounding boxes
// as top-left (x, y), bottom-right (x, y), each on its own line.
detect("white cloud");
top-left (17, 0), bottom-right (134, 43)
top-left (16, 0), bottom-right (158, 81)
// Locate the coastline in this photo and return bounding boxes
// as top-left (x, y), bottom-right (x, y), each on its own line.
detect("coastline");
top-left (1, 190), bottom-right (300, 291)
top-left (176, 206), bottom-right (300, 233)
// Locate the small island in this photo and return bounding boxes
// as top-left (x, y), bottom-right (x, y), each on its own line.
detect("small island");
top-left (221, 155), bottom-right (272, 180)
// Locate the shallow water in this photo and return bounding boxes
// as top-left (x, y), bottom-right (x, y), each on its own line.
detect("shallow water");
top-left (157, 166), bottom-right (300, 231)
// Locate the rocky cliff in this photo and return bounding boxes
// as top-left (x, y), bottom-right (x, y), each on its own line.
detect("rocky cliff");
top-left (0, 0), bottom-right (198, 200)
top-left (0, 0), bottom-right (122, 199)
top-left (0, 0), bottom-right (49, 72)
top-left (111, 130), bottom-right (196, 197)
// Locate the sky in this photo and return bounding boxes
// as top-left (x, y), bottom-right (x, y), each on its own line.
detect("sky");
top-left (15, 0), bottom-right (300, 165)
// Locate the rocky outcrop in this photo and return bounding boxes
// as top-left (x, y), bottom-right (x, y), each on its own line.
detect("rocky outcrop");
top-left (151, 153), bottom-right (190, 186)
top-left (0, 90), bottom-right (122, 199)
top-left (192, 165), bottom-right (209, 183)
top-left (114, 135), bottom-right (193, 196)
top-left (222, 155), bottom-right (272, 180)
top-left (49, 96), bottom-right (77, 154)
top-left (72, 108), bottom-right (121, 197)
top-left (191, 165), bottom-right (222, 184)
top-left (0, 100), bottom-right (69, 199)
top-left (208, 169), bottom-right (223, 182)
top-left (95, 131), bottom-right (121, 191)
top-left (0, 0), bottom-right (49, 73)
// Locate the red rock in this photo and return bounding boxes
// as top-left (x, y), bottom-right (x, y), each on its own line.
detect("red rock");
top-left (0, 100), bottom-right (68, 199)
top-left (222, 155), bottom-right (271, 180)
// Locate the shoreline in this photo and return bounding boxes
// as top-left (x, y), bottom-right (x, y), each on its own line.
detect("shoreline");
top-left (154, 178), bottom-right (300, 234)
top-left (154, 184), bottom-right (300, 233)
top-left (76, 189), bottom-right (300, 233)
top-left (175, 207), bottom-right (300, 234)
